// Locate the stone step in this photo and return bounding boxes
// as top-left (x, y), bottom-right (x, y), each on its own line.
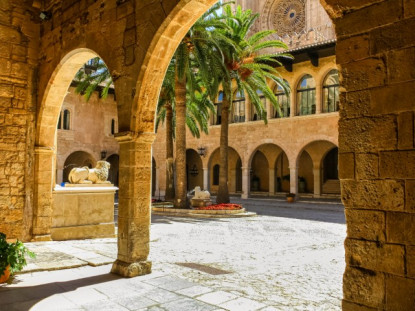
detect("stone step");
top-left (322, 179), bottom-right (340, 194)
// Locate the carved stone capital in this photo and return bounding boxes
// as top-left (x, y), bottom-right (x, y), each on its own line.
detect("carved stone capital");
top-left (111, 259), bottom-right (152, 277)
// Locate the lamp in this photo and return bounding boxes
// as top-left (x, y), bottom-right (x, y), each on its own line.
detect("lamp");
top-left (197, 146), bottom-right (206, 157)
top-left (39, 11), bottom-right (51, 21)
top-left (100, 150), bottom-right (107, 160)
top-left (189, 164), bottom-right (199, 177)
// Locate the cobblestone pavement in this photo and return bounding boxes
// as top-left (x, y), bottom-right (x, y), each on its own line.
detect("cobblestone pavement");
top-left (1, 200), bottom-right (346, 310)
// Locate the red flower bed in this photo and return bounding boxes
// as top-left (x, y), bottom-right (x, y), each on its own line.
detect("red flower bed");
top-left (195, 203), bottom-right (242, 210)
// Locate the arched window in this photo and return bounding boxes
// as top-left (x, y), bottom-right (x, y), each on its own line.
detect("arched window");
top-left (232, 91), bottom-right (245, 123)
top-left (63, 109), bottom-right (70, 130)
top-left (213, 164), bottom-right (220, 185)
top-left (111, 119), bottom-right (115, 135)
top-left (251, 90), bottom-right (266, 121)
top-left (296, 75), bottom-right (316, 116)
top-left (271, 83), bottom-right (290, 118)
top-left (213, 91), bottom-right (223, 125)
top-left (323, 69), bottom-right (340, 113)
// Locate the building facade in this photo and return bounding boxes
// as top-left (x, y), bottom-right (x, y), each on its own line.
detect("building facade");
top-left (152, 0), bottom-right (339, 199)
top-left (1, 0), bottom-right (414, 309)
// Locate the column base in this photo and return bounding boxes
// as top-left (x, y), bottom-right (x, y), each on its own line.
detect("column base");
top-left (31, 234), bottom-right (52, 242)
top-left (241, 193), bottom-right (248, 199)
top-left (111, 259), bottom-right (152, 277)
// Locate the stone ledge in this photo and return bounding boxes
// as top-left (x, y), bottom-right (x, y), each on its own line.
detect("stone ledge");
top-left (152, 207), bottom-right (256, 218)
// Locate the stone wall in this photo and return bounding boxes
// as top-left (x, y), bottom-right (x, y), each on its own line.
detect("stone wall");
top-left (329, 0), bottom-right (415, 309)
top-left (0, 1), bottom-right (39, 240)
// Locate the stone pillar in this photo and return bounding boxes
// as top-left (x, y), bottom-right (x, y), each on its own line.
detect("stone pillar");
top-left (245, 98), bottom-right (251, 122)
top-left (241, 167), bottom-right (250, 199)
top-left (289, 166), bottom-right (298, 195)
top-left (111, 132), bottom-right (154, 278)
top-left (290, 90), bottom-right (296, 117)
top-left (315, 81), bottom-right (322, 114)
top-left (33, 147), bottom-right (55, 241)
top-left (313, 167), bottom-right (321, 197)
top-left (203, 167), bottom-right (209, 191)
top-left (269, 168), bottom-right (275, 195)
top-left (266, 99), bottom-right (272, 120)
top-left (230, 169), bottom-right (236, 193)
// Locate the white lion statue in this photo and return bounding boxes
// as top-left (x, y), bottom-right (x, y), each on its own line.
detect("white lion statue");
top-left (68, 161), bottom-right (111, 184)
top-left (193, 186), bottom-right (211, 200)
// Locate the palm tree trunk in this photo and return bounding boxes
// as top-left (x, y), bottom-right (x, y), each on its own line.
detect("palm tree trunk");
top-left (165, 102), bottom-right (175, 201)
top-left (217, 97), bottom-right (230, 203)
top-left (174, 78), bottom-right (188, 208)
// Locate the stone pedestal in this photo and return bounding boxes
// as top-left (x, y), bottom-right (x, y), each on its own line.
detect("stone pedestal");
top-left (190, 198), bottom-right (212, 207)
top-left (51, 184), bottom-right (117, 240)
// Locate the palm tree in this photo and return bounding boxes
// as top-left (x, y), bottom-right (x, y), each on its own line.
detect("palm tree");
top-left (215, 5), bottom-right (291, 203)
top-left (156, 60), bottom-right (215, 202)
top-left (172, 2), bottom-right (232, 208)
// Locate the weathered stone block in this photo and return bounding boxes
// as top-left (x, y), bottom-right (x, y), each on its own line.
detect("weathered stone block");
top-left (339, 116), bottom-right (397, 152)
top-left (356, 153), bottom-right (378, 180)
top-left (398, 111), bottom-right (414, 149)
top-left (342, 180), bottom-right (404, 211)
top-left (404, 0), bottom-right (415, 18)
top-left (380, 150), bottom-right (415, 179)
top-left (345, 209), bottom-right (385, 241)
top-left (341, 58), bottom-right (386, 92)
top-left (370, 18), bottom-right (415, 55)
top-left (406, 180), bottom-right (415, 212)
top-left (335, 0), bottom-right (402, 37)
top-left (339, 90), bottom-right (372, 119)
top-left (345, 238), bottom-right (405, 276)
top-left (385, 275), bottom-right (415, 310)
top-left (387, 212), bottom-right (415, 244)
top-left (339, 152), bottom-right (355, 179)
top-left (343, 266), bottom-right (384, 308)
top-left (370, 81), bottom-right (415, 115)
top-left (336, 35), bottom-right (370, 65)
top-left (407, 246), bottom-right (415, 278)
top-left (388, 47), bottom-right (415, 84)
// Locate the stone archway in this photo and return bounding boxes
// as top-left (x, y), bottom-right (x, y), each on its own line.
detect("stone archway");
top-left (34, 49), bottom-right (101, 241)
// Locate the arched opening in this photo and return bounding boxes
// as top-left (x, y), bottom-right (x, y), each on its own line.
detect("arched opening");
top-left (274, 152), bottom-right (290, 193)
top-left (296, 74), bottom-right (316, 116)
top-left (106, 154), bottom-right (119, 187)
top-left (298, 150), bottom-right (314, 194)
top-left (208, 147), bottom-right (242, 194)
top-left (271, 81), bottom-right (290, 118)
top-left (62, 151), bottom-right (96, 183)
top-left (322, 69), bottom-right (339, 113)
top-left (35, 49), bottom-right (119, 241)
top-left (322, 147), bottom-right (339, 194)
top-left (250, 150), bottom-right (269, 192)
top-left (248, 143), bottom-right (288, 196)
top-left (186, 149), bottom-right (203, 191)
top-left (231, 91), bottom-right (246, 123)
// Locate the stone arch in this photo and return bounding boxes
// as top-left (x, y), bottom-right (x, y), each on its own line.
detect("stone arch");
top-left (208, 146), bottom-right (243, 194)
top-left (34, 48), bottom-right (113, 240)
top-left (248, 143), bottom-right (289, 196)
top-left (295, 140), bottom-right (338, 197)
top-left (186, 149), bottom-right (203, 191)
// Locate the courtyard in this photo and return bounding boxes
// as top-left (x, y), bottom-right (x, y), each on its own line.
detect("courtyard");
top-left (1, 200), bottom-right (345, 310)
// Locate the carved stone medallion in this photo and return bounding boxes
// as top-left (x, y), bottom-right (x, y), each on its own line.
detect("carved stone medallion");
top-left (262, 0), bottom-right (306, 37)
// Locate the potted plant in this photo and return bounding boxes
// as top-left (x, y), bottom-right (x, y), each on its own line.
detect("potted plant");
top-left (0, 232), bottom-right (35, 283)
top-left (286, 193), bottom-right (296, 203)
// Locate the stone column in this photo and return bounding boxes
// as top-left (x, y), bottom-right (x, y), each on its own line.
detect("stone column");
top-left (289, 166), bottom-right (298, 196)
top-left (315, 81), bottom-right (322, 114)
top-left (245, 98), bottom-right (251, 122)
top-left (203, 167), bottom-right (209, 191)
top-left (269, 168), bottom-right (275, 195)
top-left (266, 99), bottom-right (272, 120)
top-left (32, 146), bottom-right (55, 241)
top-left (313, 167), bottom-right (321, 197)
top-left (111, 132), bottom-right (154, 277)
top-left (290, 90), bottom-right (296, 117)
top-left (241, 167), bottom-right (250, 199)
